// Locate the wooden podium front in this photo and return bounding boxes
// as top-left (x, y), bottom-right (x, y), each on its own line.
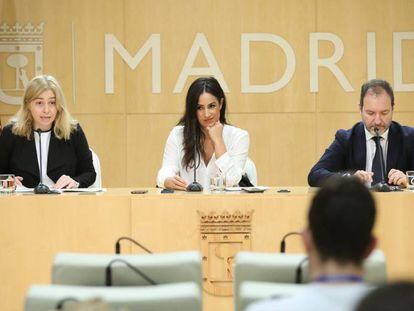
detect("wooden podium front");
top-left (1, 188), bottom-right (414, 311)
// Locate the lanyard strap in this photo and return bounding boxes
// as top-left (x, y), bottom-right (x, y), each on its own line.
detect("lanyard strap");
top-left (313, 275), bottom-right (364, 283)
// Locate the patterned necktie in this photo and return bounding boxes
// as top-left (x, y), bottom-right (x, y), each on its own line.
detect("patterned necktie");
top-left (371, 136), bottom-right (383, 185)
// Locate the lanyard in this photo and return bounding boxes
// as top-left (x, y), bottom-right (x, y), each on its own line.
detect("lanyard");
top-left (313, 275), bottom-right (364, 283)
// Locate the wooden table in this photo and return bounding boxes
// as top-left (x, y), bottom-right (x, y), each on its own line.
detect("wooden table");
top-left (1, 187), bottom-right (413, 311)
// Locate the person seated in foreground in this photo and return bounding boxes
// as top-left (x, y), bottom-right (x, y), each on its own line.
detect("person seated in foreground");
top-left (355, 281), bottom-right (414, 311)
top-left (247, 177), bottom-right (377, 311)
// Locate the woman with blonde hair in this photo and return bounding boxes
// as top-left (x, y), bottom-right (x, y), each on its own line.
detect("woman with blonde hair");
top-left (0, 75), bottom-right (96, 188)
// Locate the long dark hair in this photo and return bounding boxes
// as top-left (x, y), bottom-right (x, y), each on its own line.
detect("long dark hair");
top-left (178, 77), bottom-right (228, 170)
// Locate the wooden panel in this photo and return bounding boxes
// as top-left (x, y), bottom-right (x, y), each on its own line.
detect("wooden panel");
top-left (68, 0), bottom-right (125, 114)
top-left (230, 113), bottom-right (317, 186)
top-left (316, 0), bottom-right (414, 112)
top-left (375, 192), bottom-right (414, 279)
top-left (0, 193), bottom-right (131, 311)
top-left (0, 0), bottom-right (125, 114)
top-left (74, 114), bottom-right (127, 187)
top-left (1, 189), bottom-right (414, 310)
top-left (130, 191), bottom-right (310, 311)
top-left (124, 0), bottom-right (316, 114)
top-left (315, 112), bottom-right (361, 158)
top-left (126, 114), bottom-right (180, 187)
top-left (1, 0), bottom-right (414, 189)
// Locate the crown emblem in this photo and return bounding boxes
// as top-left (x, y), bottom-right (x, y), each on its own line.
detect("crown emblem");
top-left (198, 210), bottom-right (253, 234)
top-left (198, 209), bottom-right (254, 296)
top-left (0, 22), bottom-right (44, 44)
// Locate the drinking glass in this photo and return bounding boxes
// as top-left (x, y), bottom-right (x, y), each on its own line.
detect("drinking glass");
top-left (0, 174), bottom-right (16, 193)
top-left (210, 173), bottom-right (225, 192)
top-left (406, 171), bottom-right (414, 190)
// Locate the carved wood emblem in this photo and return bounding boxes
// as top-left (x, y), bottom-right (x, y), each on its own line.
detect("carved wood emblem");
top-left (198, 210), bottom-right (253, 296)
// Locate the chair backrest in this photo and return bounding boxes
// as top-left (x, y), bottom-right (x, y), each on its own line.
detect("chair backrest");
top-left (90, 148), bottom-right (102, 188)
top-left (244, 157), bottom-right (257, 186)
top-left (363, 249), bottom-right (387, 284)
top-left (238, 281), bottom-right (303, 311)
top-left (25, 283), bottom-right (201, 311)
top-left (52, 251), bottom-right (202, 288)
top-left (233, 249), bottom-right (386, 311)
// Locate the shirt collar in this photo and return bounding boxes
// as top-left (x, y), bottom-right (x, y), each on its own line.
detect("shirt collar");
top-left (364, 126), bottom-right (389, 142)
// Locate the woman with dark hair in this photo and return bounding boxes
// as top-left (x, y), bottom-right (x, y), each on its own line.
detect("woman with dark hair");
top-left (157, 76), bottom-right (249, 190)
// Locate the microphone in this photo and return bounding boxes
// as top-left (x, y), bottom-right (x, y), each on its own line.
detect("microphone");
top-left (115, 236), bottom-right (152, 254)
top-left (34, 129), bottom-right (52, 194)
top-left (186, 129), bottom-right (203, 192)
top-left (295, 256), bottom-right (309, 284)
top-left (280, 231), bottom-right (302, 253)
top-left (371, 128), bottom-right (391, 192)
top-left (105, 258), bottom-right (156, 286)
top-left (55, 297), bottom-right (79, 310)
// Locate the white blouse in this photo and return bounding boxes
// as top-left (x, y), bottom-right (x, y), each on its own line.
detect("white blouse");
top-left (33, 131), bottom-right (55, 187)
top-left (156, 125), bottom-right (250, 189)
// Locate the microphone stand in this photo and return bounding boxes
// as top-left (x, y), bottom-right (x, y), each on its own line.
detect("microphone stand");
top-left (105, 258), bottom-right (156, 286)
top-left (187, 131), bottom-right (203, 192)
top-left (295, 256), bottom-right (309, 284)
top-left (280, 231), bottom-right (302, 253)
top-left (115, 236), bottom-right (152, 254)
top-left (55, 297), bottom-right (80, 310)
top-left (34, 129), bottom-right (52, 194)
top-left (371, 128), bottom-right (391, 192)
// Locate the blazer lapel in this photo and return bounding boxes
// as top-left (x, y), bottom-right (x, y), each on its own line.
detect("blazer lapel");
top-left (386, 122), bottom-right (400, 172)
top-left (353, 122), bottom-right (367, 170)
top-left (47, 132), bottom-right (65, 173)
top-left (17, 138), bottom-right (40, 178)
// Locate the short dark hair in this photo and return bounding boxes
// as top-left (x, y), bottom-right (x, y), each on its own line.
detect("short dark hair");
top-left (360, 79), bottom-right (394, 109)
top-left (356, 281), bottom-right (414, 311)
top-left (309, 176), bottom-right (376, 265)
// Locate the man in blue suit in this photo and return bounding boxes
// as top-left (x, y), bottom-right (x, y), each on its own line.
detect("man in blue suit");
top-left (308, 79), bottom-right (414, 187)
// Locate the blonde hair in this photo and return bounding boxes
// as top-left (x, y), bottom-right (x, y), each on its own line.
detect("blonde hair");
top-left (11, 75), bottom-right (77, 140)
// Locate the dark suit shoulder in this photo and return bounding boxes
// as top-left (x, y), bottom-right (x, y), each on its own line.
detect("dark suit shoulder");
top-left (1, 123), bottom-right (15, 137)
top-left (399, 124), bottom-right (414, 137)
top-left (333, 123), bottom-right (360, 147)
top-left (0, 123), bottom-right (21, 146)
top-left (65, 123), bottom-right (83, 140)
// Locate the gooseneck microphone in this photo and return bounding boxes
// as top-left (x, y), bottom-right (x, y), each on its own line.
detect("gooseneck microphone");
top-left (280, 231), bottom-right (302, 253)
top-left (371, 128), bottom-right (391, 192)
top-left (105, 258), bottom-right (156, 286)
top-left (34, 129), bottom-right (52, 194)
top-left (55, 297), bottom-right (80, 310)
top-left (295, 256), bottom-right (309, 284)
top-left (115, 236), bottom-right (152, 254)
top-left (187, 130), bottom-right (203, 192)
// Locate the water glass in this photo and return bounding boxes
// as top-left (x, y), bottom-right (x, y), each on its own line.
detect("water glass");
top-left (407, 171), bottom-right (414, 190)
top-left (210, 173), bottom-right (225, 192)
top-left (0, 174), bottom-right (16, 193)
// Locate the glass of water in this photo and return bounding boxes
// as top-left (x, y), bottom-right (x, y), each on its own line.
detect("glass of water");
top-left (210, 173), bottom-right (225, 192)
top-left (0, 174), bottom-right (16, 193)
top-left (406, 171), bottom-right (414, 190)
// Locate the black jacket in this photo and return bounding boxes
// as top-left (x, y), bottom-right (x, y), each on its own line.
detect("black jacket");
top-left (0, 123), bottom-right (96, 188)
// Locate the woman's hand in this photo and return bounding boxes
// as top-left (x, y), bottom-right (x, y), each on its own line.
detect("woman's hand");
top-left (164, 175), bottom-right (188, 191)
top-left (54, 175), bottom-right (79, 189)
top-left (206, 121), bottom-right (224, 144)
top-left (207, 121), bottom-right (227, 159)
top-left (15, 176), bottom-right (24, 187)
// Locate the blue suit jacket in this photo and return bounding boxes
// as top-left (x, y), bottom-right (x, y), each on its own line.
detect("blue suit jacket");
top-left (308, 121), bottom-right (414, 186)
